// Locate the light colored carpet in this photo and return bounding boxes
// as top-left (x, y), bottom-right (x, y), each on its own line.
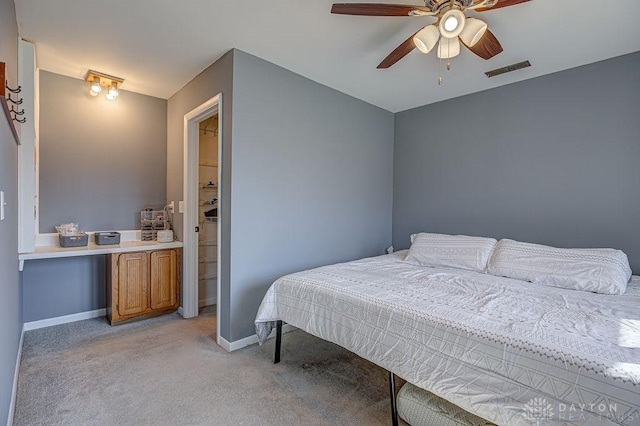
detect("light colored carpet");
top-left (14, 307), bottom-right (406, 425)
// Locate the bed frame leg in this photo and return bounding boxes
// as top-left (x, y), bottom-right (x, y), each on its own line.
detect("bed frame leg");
top-left (274, 320), bottom-right (283, 364)
top-left (389, 371), bottom-right (399, 426)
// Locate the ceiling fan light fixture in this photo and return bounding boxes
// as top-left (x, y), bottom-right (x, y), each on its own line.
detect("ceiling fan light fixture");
top-left (444, 16), bottom-right (458, 32)
top-left (413, 25), bottom-right (440, 54)
top-left (438, 9), bottom-right (466, 39)
top-left (437, 37), bottom-right (461, 59)
top-left (459, 17), bottom-right (488, 47)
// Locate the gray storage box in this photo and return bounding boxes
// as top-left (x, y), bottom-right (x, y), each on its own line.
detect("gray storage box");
top-left (95, 232), bottom-right (121, 245)
top-left (59, 233), bottom-right (89, 248)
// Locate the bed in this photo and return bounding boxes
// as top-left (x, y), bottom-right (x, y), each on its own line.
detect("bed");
top-left (255, 239), bottom-right (640, 426)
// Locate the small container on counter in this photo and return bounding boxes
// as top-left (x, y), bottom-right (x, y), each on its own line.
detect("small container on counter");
top-left (58, 233), bottom-right (89, 248)
top-left (94, 232), bottom-right (121, 245)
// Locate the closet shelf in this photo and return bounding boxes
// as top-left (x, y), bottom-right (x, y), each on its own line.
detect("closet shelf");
top-left (199, 272), bottom-right (218, 280)
top-left (199, 240), bottom-right (217, 247)
top-left (200, 183), bottom-right (218, 190)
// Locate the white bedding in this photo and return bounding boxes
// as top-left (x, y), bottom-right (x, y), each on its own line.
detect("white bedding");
top-left (255, 251), bottom-right (640, 426)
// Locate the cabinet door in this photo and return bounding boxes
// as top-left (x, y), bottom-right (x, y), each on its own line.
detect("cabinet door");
top-left (150, 249), bottom-right (178, 310)
top-left (117, 252), bottom-right (149, 316)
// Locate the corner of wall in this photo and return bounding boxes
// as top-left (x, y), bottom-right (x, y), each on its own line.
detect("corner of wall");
top-left (7, 325), bottom-right (25, 426)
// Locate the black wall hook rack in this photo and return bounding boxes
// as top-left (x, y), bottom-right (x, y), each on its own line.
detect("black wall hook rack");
top-left (10, 105), bottom-right (25, 116)
top-left (7, 94), bottom-right (23, 105)
top-left (5, 83), bottom-right (22, 94)
top-left (1, 61), bottom-right (21, 143)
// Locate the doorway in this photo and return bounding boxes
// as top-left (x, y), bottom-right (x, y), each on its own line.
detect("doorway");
top-left (197, 115), bottom-right (219, 308)
top-left (183, 94), bottom-right (222, 348)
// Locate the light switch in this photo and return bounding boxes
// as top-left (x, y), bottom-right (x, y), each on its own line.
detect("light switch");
top-left (0, 191), bottom-right (5, 221)
top-left (178, 200), bottom-right (184, 214)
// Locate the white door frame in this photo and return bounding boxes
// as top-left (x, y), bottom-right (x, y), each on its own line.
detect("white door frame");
top-left (183, 93), bottom-right (222, 346)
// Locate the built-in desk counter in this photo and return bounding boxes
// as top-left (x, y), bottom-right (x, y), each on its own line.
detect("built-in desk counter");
top-left (18, 231), bottom-right (183, 271)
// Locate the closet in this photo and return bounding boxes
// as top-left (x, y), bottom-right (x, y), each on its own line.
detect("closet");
top-left (198, 115), bottom-right (218, 308)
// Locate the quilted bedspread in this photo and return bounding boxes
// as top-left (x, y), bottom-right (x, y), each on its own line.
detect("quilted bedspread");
top-left (255, 252), bottom-right (640, 425)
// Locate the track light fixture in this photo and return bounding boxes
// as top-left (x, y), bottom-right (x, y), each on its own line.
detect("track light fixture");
top-left (84, 70), bottom-right (124, 101)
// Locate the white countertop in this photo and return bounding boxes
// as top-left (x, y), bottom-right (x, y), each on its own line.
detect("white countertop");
top-left (18, 231), bottom-right (183, 271)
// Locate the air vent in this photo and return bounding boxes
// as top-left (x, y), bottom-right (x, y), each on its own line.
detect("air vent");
top-left (485, 60), bottom-right (531, 78)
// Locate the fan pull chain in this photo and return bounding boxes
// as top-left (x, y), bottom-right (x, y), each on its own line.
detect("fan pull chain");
top-left (447, 62), bottom-right (451, 71)
top-left (438, 57), bottom-right (443, 85)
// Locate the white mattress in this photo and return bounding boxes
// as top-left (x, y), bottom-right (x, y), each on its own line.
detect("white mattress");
top-left (255, 251), bottom-right (640, 426)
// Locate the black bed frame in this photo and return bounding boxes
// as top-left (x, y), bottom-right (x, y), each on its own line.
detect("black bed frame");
top-left (273, 320), bottom-right (399, 426)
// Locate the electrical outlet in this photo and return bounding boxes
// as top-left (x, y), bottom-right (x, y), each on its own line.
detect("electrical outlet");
top-left (178, 200), bottom-right (184, 214)
top-left (0, 191), bottom-right (5, 221)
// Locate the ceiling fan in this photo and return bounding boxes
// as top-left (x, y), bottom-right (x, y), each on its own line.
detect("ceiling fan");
top-left (331, 0), bottom-right (531, 69)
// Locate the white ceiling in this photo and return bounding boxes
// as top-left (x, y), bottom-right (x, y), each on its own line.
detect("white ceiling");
top-left (14, 0), bottom-right (640, 113)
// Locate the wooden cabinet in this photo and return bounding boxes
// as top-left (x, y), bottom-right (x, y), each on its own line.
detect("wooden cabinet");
top-left (116, 252), bottom-right (149, 317)
top-left (107, 248), bottom-right (180, 325)
top-left (150, 249), bottom-right (179, 310)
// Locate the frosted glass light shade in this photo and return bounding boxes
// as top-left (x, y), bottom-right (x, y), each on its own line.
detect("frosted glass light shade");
top-left (438, 9), bottom-right (466, 39)
top-left (90, 77), bottom-right (102, 94)
top-left (459, 18), bottom-right (487, 47)
top-left (108, 82), bottom-right (119, 97)
top-left (437, 37), bottom-right (461, 59)
top-left (413, 25), bottom-right (440, 54)
top-left (105, 83), bottom-right (119, 100)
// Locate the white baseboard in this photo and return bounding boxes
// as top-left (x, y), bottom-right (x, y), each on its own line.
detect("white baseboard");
top-left (199, 297), bottom-right (217, 308)
top-left (8, 325), bottom-right (25, 426)
top-left (177, 306), bottom-right (184, 317)
top-left (23, 308), bottom-right (106, 331)
top-left (217, 323), bottom-right (296, 352)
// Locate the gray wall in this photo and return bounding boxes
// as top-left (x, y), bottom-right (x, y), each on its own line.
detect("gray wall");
top-left (229, 50), bottom-right (394, 340)
top-left (39, 71), bottom-right (167, 233)
top-left (393, 52), bottom-right (640, 272)
top-left (0, 0), bottom-right (20, 422)
top-left (22, 257), bottom-right (105, 322)
top-left (167, 49), bottom-right (234, 340)
top-left (167, 49), bottom-right (394, 342)
top-left (22, 71), bottom-right (168, 322)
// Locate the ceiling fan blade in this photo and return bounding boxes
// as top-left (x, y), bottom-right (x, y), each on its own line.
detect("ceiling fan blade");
top-left (331, 3), bottom-right (434, 16)
top-left (377, 30), bottom-right (422, 68)
top-left (461, 29), bottom-right (503, 60)
top-left (475, 0), bottom-right (531, 12)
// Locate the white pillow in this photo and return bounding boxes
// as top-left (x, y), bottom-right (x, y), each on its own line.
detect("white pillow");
top-left (487, 239), bottom-right (632, 295)
top-left (404, 233), bottom-right (497, 273)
